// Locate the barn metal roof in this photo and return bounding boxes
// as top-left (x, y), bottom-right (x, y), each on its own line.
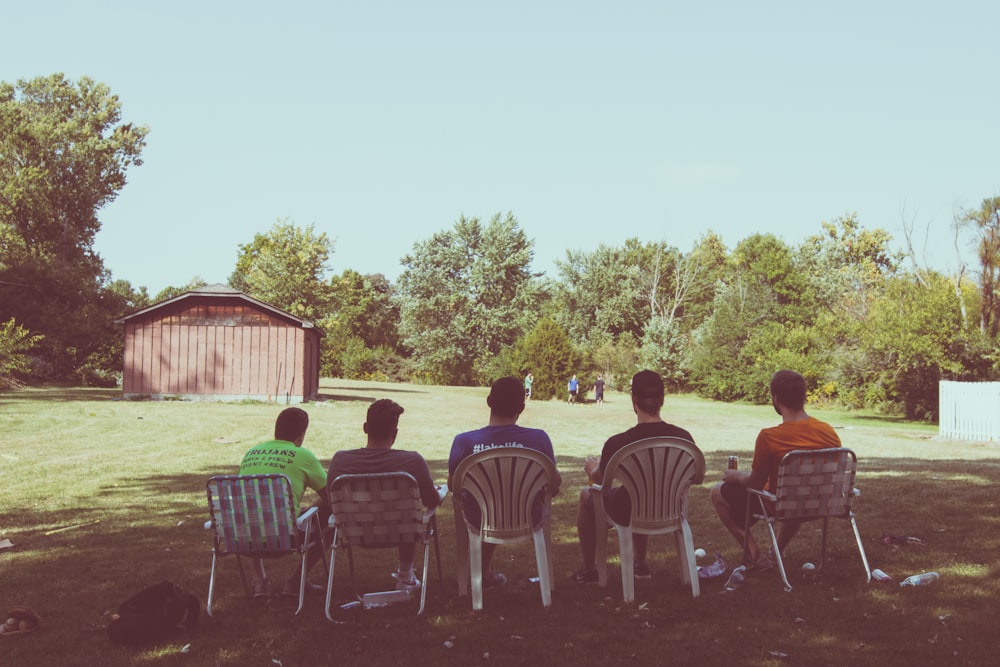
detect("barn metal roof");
top-left (114, 283), bottom-right (322, 333)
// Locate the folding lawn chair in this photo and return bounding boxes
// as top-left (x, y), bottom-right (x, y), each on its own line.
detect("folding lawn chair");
top-left (744, 447), bottom-right (872, 591)
top-left (324, 472), bottom-right (442, 618)
top-left (205, 474), bottom-right (325, 615)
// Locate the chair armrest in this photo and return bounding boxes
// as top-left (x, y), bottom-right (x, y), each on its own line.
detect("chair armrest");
top-left (746, 487), bottom-right (777, 502)
top-left (296, 505), bottom-right (319, 530)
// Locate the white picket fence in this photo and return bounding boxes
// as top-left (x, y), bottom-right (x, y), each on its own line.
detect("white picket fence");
top-left (939, 381), bottom-right (1000, 441)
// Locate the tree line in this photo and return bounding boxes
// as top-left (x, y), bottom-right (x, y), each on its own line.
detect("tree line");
top-left (3, 75), bottom-right (999, 420)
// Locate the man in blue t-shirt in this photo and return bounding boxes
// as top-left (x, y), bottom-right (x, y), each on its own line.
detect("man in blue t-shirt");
top-left (449, 376), bottom-right (561, 589)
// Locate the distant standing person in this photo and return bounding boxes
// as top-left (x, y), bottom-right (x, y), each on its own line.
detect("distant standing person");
top-left (524, 373), bottom-right (534, 401)
top-left (594, 375), bottom-right (605, 406)
top-left (568, 374), bottom-right (579, 404)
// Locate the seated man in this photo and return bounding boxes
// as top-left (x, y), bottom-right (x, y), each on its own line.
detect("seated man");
top-left (574, 370), bottom-right (697, 582)
top-left (327, 399), bottom-right (444, 590)
top-left (238, 406), bottom-right (329, 598)
top-left (710, 369), bottom-right (841, 571)
top-left (448, 376), bottom-right (561, 589)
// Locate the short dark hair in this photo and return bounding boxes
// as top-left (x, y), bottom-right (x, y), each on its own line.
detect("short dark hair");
top-left (770, 370), bottom-right (807, 411)
top-left (274, 407), bottom-right (309, 442)
top-left (631, 369), bottom-right (665, 413)
top-left (487, 376), bottom-right (525, 418)
top-left (366, 399), bottom-right (405, 438)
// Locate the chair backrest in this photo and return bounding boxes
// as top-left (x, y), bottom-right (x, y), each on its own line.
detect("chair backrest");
top-left (600, 436), bottom-right (706, 532)
top-left (328, 472), bottom-right (425, 548)
top-left (452, 447), bottom-right (559, 542)
top-left (772, 447), bottom-right (858, 521)
top-left (206, 474), bottom-right (300, 556)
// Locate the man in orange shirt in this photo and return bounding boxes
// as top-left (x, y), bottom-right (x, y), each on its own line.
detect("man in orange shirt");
top-left (710, 369), bottom-right (840, 572)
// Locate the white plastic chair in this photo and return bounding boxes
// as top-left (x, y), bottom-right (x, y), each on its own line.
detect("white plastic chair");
top-left (324, 472), bottom-right (442, 617)
top-left (593, 437), bottom-right (705, 603)
top-left (205, 474), bottom-right (324, 616)
top-left (744, 447), bottom-right (872, 591)
top-left (452, 448), bottom-right (560, 610)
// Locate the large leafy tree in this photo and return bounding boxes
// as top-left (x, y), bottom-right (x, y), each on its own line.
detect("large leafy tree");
top-left (322, 270), bottom-right (405, 379)
top-left (961, 197), bottom-right (1000, 338)
top-left (396, 213), bottom-right (541, 385)
top-left (0, 74), bottom-right (148, 380)
top-left (229, 219), bottom-right (335, 320)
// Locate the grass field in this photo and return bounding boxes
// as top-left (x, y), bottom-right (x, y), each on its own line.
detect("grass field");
top-left (1, 378), bottom-right (998, 666)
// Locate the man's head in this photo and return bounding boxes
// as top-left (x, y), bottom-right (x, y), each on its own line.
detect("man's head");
top-left (364, 399), bottom-right (405, 442)
top-left (631, 369), bottom-right (665, 415)
top-left (487, 376), bottom-right (525, 419)
top-left (770, 370), bottom-right (808, 413)
top-left (274, 407), bottom-right (309, 444)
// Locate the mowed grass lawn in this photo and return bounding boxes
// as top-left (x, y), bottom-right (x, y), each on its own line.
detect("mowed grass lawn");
top-left (1, 378), bottom-right (998, 667)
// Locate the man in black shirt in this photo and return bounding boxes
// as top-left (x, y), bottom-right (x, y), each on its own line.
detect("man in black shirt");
top-left (572, 370), bottom-right (697, 582)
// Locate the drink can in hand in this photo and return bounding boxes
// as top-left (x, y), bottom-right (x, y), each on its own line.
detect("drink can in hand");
top-left (728, 456), bottom-right (739, 470)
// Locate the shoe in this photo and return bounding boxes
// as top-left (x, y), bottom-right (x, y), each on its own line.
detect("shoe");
top-left (482, 571), bottom-right (508, 590)
top-left (572, 568), bottom-right (599, 584)
top-left (281, 577), bottom-right (326, 597)
top-left (252, 578), bottom-right (271, 599)
top-left (746, 554), bottom-right (773, 575)
top-left (633, 562), bottom-right (652, 579)
top-left (392, 572), bottom-right (422, 591)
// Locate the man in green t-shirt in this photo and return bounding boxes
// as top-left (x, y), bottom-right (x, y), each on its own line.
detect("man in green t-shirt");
top-left (239, 407), bottom-right (329, 598)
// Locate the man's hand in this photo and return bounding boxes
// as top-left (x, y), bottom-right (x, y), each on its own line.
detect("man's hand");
top-left (723, 469), bottom-right (750, 485)
top-left (584, 455), bottom-right (600, 484)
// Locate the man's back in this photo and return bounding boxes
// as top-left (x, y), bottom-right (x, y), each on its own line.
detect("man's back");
top-left (753, 417), bottom-right (840, 492)
top-left (329, 448), bottom-right (439, 508)
top-left (239, 439), bottom-right (326, 513)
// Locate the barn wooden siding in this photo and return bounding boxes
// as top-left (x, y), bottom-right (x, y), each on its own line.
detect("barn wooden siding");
top-left (120, 297), bottom-right (320, 402)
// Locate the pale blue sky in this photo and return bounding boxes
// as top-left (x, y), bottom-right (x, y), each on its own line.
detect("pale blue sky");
top-left (4, 1), bottom-right (997, 294)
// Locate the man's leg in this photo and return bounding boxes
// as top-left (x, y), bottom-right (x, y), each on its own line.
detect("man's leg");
top-left (576, 488), bottom-right (597, 572)
top-left (284, 498), bottom-right (331, 592)
top-left (776, 520), bottom-right (805, 556)
top-left (710, 481), bottom-right (763, 563)
top-left (251, 558), bottom-right (270, 597)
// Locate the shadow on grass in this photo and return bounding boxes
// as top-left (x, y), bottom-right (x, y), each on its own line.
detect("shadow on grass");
top-left (2, 455), bottom-right (999, 666)
top-left (0, 387), bottom-right (121, 403)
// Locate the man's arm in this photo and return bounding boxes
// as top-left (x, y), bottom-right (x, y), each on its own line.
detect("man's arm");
top-left (722, 466), bottom-right (767, 490)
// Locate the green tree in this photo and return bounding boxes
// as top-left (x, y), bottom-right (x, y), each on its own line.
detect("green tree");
top-left (396, 213), bottom-right (541, 385)
top-left (961, 197), bottom-right (1000, 338)
top-left (519, 318), bottom-right (578, 400)
top-left (0, 318), bottom-right (43, 383)
top-left (0, 74), bottom-right (148, 380)
top-left (229, 219), bottom-right (335, 320)
top-left (321, 270), bottom-right (405, 378)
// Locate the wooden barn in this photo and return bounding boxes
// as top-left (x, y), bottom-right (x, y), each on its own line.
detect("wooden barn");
top-left (116, 284), bottom-right (322, 403)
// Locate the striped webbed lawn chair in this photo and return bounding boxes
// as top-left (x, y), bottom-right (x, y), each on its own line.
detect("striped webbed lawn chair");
top-left (205, 474), bottom-right (325, 615)
top-left (744, 447), bottom-right (872, 591)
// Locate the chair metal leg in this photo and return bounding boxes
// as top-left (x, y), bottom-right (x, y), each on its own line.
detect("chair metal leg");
top-left (849, 514), bottom-right (873, 583)
top-left (763, 520), bottom-right (793, 592)
top-left (419, 539), bottom-right (431, 615)
top-left (207, 553), bottom-right (219, 617)
top-left (324, 538), bottom-right (338, 622)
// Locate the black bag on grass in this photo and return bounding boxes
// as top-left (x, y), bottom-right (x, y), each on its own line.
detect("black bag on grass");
top-left (107, 580), bottom-right (200, 645)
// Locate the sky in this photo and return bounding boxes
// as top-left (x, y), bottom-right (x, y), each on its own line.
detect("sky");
top-left (4, 1), bottom-right (998, 295)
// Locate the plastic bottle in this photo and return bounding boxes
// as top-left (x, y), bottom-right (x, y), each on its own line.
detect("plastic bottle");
top-left (899, 571), bottom-right (939, 587)
top-left (724, 565), bottom-right (746, 591)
